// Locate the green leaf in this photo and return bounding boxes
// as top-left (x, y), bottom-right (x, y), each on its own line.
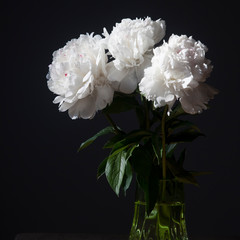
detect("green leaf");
top-left (135, 107), bottom-right (145, 129)
top-left (103, 93), bottom-right (139, 114)
top-left (152, 136), bottom-right (177, 164)
top-left (167, 119), bottom-right (200, 132)
top-left (145, 167), bottom-right (160, 215)
top-left (166, 143), bottom-right (177, 157)
top-left (122, 161), bottom-right (133, 196)
top-left (109, 144), bottom-right (134, 159)
top-left (166, 103), bottom-right (188, 122)
top-left (167, 128), bottom-right (205, 144)
top-left (105, 144), bottom-right (138, 196)
top-left (151, 107), bottom-right (164, 122)
top-left (151, 133), bottom-right (162, 164)
top-left (111, 130), bottom-right (152, 152)
top-left (178, 149), bottom-right (186, 167)
top-left (176, 173), bottom-right (199, 186)
top-left (130, 146), bottom-right (159, 215)
top-left (104, 133), bottom-right (126, 149)
top-left (130, 146), bottom-right (152, 178)
top-left (78, 126), bottom-right (115, 151)
top-left (105, 151), bottom-right (127, 196)
top-left (167, 157), bottom-right (199, 186)
top-left (131, 147), bottom-right (152, 203)
top-left (97, 157), bottom-right (108, 179)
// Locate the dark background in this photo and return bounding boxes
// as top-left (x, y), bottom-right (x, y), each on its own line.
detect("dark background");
top-left (2, 0), bottom-right (239, 239)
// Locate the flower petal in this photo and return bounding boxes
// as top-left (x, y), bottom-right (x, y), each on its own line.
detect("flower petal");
top-left (107, 62), bottom-right (129, 83)
top-left (136, 52), bottom-right (153, 81)
top-left (95, 84), bottom-right (114, 110)
top-left (180, 83), bottom-right (219, 114)
top-left (47, 33), bottom-right (114, 119)
top-left (139, 34), bottom-right (217, 113)
top-left (105, 17), bottom-right (165, 69)
top-left (118, 68), bottom-right (138, 94)
top-left (68, 95), bottom-right (97, 119)
top-left (107, 62), bottom-right (138, 93)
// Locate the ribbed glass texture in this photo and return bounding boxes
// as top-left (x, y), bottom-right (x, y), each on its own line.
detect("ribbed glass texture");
top-left (129, 180), bottom-right (188, 240)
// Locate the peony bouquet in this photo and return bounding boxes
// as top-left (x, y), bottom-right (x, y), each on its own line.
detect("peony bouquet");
top-left (47, 17), bottom-right (218, 215)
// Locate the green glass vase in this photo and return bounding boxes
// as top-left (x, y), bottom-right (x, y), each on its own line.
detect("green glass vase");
top-left (129, 180), bottom-right (188, 240)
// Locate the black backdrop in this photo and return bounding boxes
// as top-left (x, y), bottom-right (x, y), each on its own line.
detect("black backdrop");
top-left (2, 0), bottom-right (239, 239)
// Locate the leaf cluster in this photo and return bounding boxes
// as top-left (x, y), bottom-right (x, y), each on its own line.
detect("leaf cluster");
top-left (78, 92), bottom-right (209, 214)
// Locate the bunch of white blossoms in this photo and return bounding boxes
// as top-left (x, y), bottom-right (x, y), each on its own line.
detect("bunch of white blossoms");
top-left (47, 17), bottom-right (217, 119)
top-left (47, 33), bottom-right (114, 119)
top-left (139, 34), bottom-right (218, 114)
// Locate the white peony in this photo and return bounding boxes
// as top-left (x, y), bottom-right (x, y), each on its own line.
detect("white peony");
top-left (103, 17), bottom-right (166, 94)
top-left (47, 33), bottom-right (114, 119)
top-left (139, 34), bottom-right (218, 114)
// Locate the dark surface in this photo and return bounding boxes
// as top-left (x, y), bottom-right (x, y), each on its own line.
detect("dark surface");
top-left (14, 234), bottom-right (240, 240)
top-left (14, 234), bottom-right (127, 240)
top-left (2, 0), bottom-right (240, 240)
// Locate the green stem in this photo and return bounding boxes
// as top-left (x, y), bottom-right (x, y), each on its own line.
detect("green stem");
top-left (144, 97), bottom-right (150, 130)
top-left (104, 113), bottom-right (121, 135)
top-left (161, 106), bottom-right (168, 179)
top-left (139, 214), bottom-right (147, 240)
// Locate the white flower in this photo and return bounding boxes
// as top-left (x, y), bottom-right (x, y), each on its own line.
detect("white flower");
top-left (104, 17), bottom-right (166, 94)
top-left (47, 33), bottom-right (114, 119)
top-left (139, 34), bottom-right (218, 114)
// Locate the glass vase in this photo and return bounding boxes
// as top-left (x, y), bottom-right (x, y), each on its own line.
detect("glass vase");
top-left (129, 180), bottom-right (188, 240)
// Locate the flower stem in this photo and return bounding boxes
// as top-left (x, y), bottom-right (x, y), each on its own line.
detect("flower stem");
top-left (161, 105), bottom-right (168, 179)
top-left (104, 112), bottom-right (122, 135)
top-left (143, 97), bottom-right (150, 130)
